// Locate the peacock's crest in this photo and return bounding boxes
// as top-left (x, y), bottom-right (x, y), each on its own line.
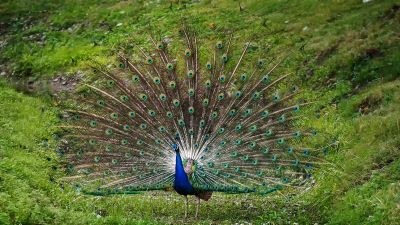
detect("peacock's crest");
top-left (62, 27), bottom-right (326, 196)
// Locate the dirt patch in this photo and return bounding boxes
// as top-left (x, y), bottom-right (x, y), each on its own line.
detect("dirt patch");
top-left (381, 4), bottom-right (399, 20)
top-left (357, 94), bottom-right (383, 115)
top-left (9, 71), bottom-right (84, 96)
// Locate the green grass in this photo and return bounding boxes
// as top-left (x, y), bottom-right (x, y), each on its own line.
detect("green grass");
top-left (0, 0), bottom-right (399, 224)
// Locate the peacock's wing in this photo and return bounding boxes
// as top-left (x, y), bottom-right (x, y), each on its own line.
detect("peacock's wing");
top-left (63, 27), bottom-right (327, 195)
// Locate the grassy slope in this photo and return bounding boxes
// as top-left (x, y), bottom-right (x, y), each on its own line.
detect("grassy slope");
top-left (0, 0), bottom-right (399, 224)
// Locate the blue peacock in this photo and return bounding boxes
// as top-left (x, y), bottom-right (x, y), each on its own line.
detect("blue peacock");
top-left (63, 27), bottom-right (325, 218)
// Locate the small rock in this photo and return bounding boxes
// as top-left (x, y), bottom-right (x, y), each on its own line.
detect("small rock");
top-left (61, 76), bottom-right (66, 81)
top-left (62, 81), bottom-right (67, 85)
top-left (0, 71), bottom-right (6, 76)
top-left (302, 26), bottom-right (309, 32)
top-left (362, 0), bottom-right (372, 3)
top-left (53, 77), bottom-right (59, 82)
top-left (116, 23), bottom-right (123, 27)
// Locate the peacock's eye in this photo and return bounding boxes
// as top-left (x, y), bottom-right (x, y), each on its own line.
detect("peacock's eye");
top-left (166, 63), bottom-right (174, 71)
top-left (139, 93), bottom-right (148, 101)
top-left (250, 125), bottom-right (258, 132)
top-left (188, 106), bottom-right (195, 114)
top-left (244, 108), bottom-right (252, 117)
top-left (219, 75), bottom-right (226, 83)
top-left (262, 75), bottom-right (270, 84)
top-left (257, 59), bottom-right (264, 68)
top-left (89, 120), bottom-right (97, 127)
top-left (261, 110), bottom-right (269, 118)
top-left (119, 63), bottom-right (125, 69)
top-left (159, 126), bottom-right (166, 132)
top-left (252, 91), bottom-right (261, 100)
top-left (240, 73), bottom-right (247, 81)
top-left (97, 100), bottom-right (105, 106)
top-left (229, 109), bottom-right (236, 117)
top-left (211, 111), bottom-right (218, 119)
top-left (199, 120), bottom-right (205, 127)
top-left (204, 80), bottom-right (212, 88)
top-left (110, 112), bottom-right (118, 119)
top-left (265, 129), bottom-right (273, 136)
top-left (105, 128), bottom-right (113, 135)
top-left (206, 62), bottom-right (212, 70)
top-left (168, 81), bottom-right (176, 89)
top-left (94, 156), bottom-right (101, 162)
top-left (89, 139), bottom-right (97, 145)
top-left (157, 42), bottom-right (164, 50)
top-left (235, 124), bottom-right (242, 132)
top-left (123, 124), bottom-right (130, 131)
top-left (230, 151), bottom-right (238, 158)
top-left (202, 98), bottom-right (209, 106)
top-left (222, 54), bottom-right (228, 63)
top-left (159, 93), bottom-right (167, 101)
top-left (148, 110), bottom-right (156, 117)
top-left (220, 140), bottom-right (227, 147)
top-left (249, 141), bottom-right (256, 149)
top-left (278, 114), bottom-right (286, 123)
top-left (153, 77), bottom-right (161, 84)
top-left (173, 99), bottom-right (180, 107)
top-left (235, 139), bottom-right (242, 146)
top-left (216, 41), bottom-right (223, 49)
top-left (235, 90), bottom-right (242, 98)
top-left (107, 80), bottom-right (115, 87)
top-left (187, 70), bottom-right (194, 78)
top-left (132, 75), bottom-right (140, 83)
top-left (273, 94), bottom-right (280, 101)
top-left (188, 88), bottom-right (195, 97)
top-left (147, 57), bottom-right (153, 65)
top-left (128, 111), bottom-right (135, 118)
top-left (185, 48), bottom-right (191, 57)
top-left (178, 119), bottom-right (185, 126)
top-left (166, 111), bottom-right (173, 118)
top-left (120, 95), bottom-right (129, 102)
top-left (217, 92), bottom-right (224, 101)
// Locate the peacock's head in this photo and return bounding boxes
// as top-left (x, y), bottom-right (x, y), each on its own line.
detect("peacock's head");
top-left (172, 143), bottom-right (179, 153)
top-left (172, 134), bottom-right (180, 153)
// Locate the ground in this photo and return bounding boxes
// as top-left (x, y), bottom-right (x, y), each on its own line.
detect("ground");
top-left (0, 0), bottom-right (399, 224)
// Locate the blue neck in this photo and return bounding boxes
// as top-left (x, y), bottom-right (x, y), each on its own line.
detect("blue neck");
top-left (173, 152), bottom-right (194, 195)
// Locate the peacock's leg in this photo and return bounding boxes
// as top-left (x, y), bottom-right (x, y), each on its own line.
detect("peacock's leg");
top-left (195, 197), bottom-right (200, 218)
top-left (184, 195), bottom-right (188, 218)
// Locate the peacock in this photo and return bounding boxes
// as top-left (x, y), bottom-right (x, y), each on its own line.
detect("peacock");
top-left (62, 26), bottom-right (327, 218)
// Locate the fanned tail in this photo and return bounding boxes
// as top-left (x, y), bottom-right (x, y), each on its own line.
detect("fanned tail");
top-left (62, 28), bottom-right (327, 195)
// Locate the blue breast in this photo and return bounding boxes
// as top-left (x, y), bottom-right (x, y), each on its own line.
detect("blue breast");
top-left (173, 153), bottom-right (195, 195)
